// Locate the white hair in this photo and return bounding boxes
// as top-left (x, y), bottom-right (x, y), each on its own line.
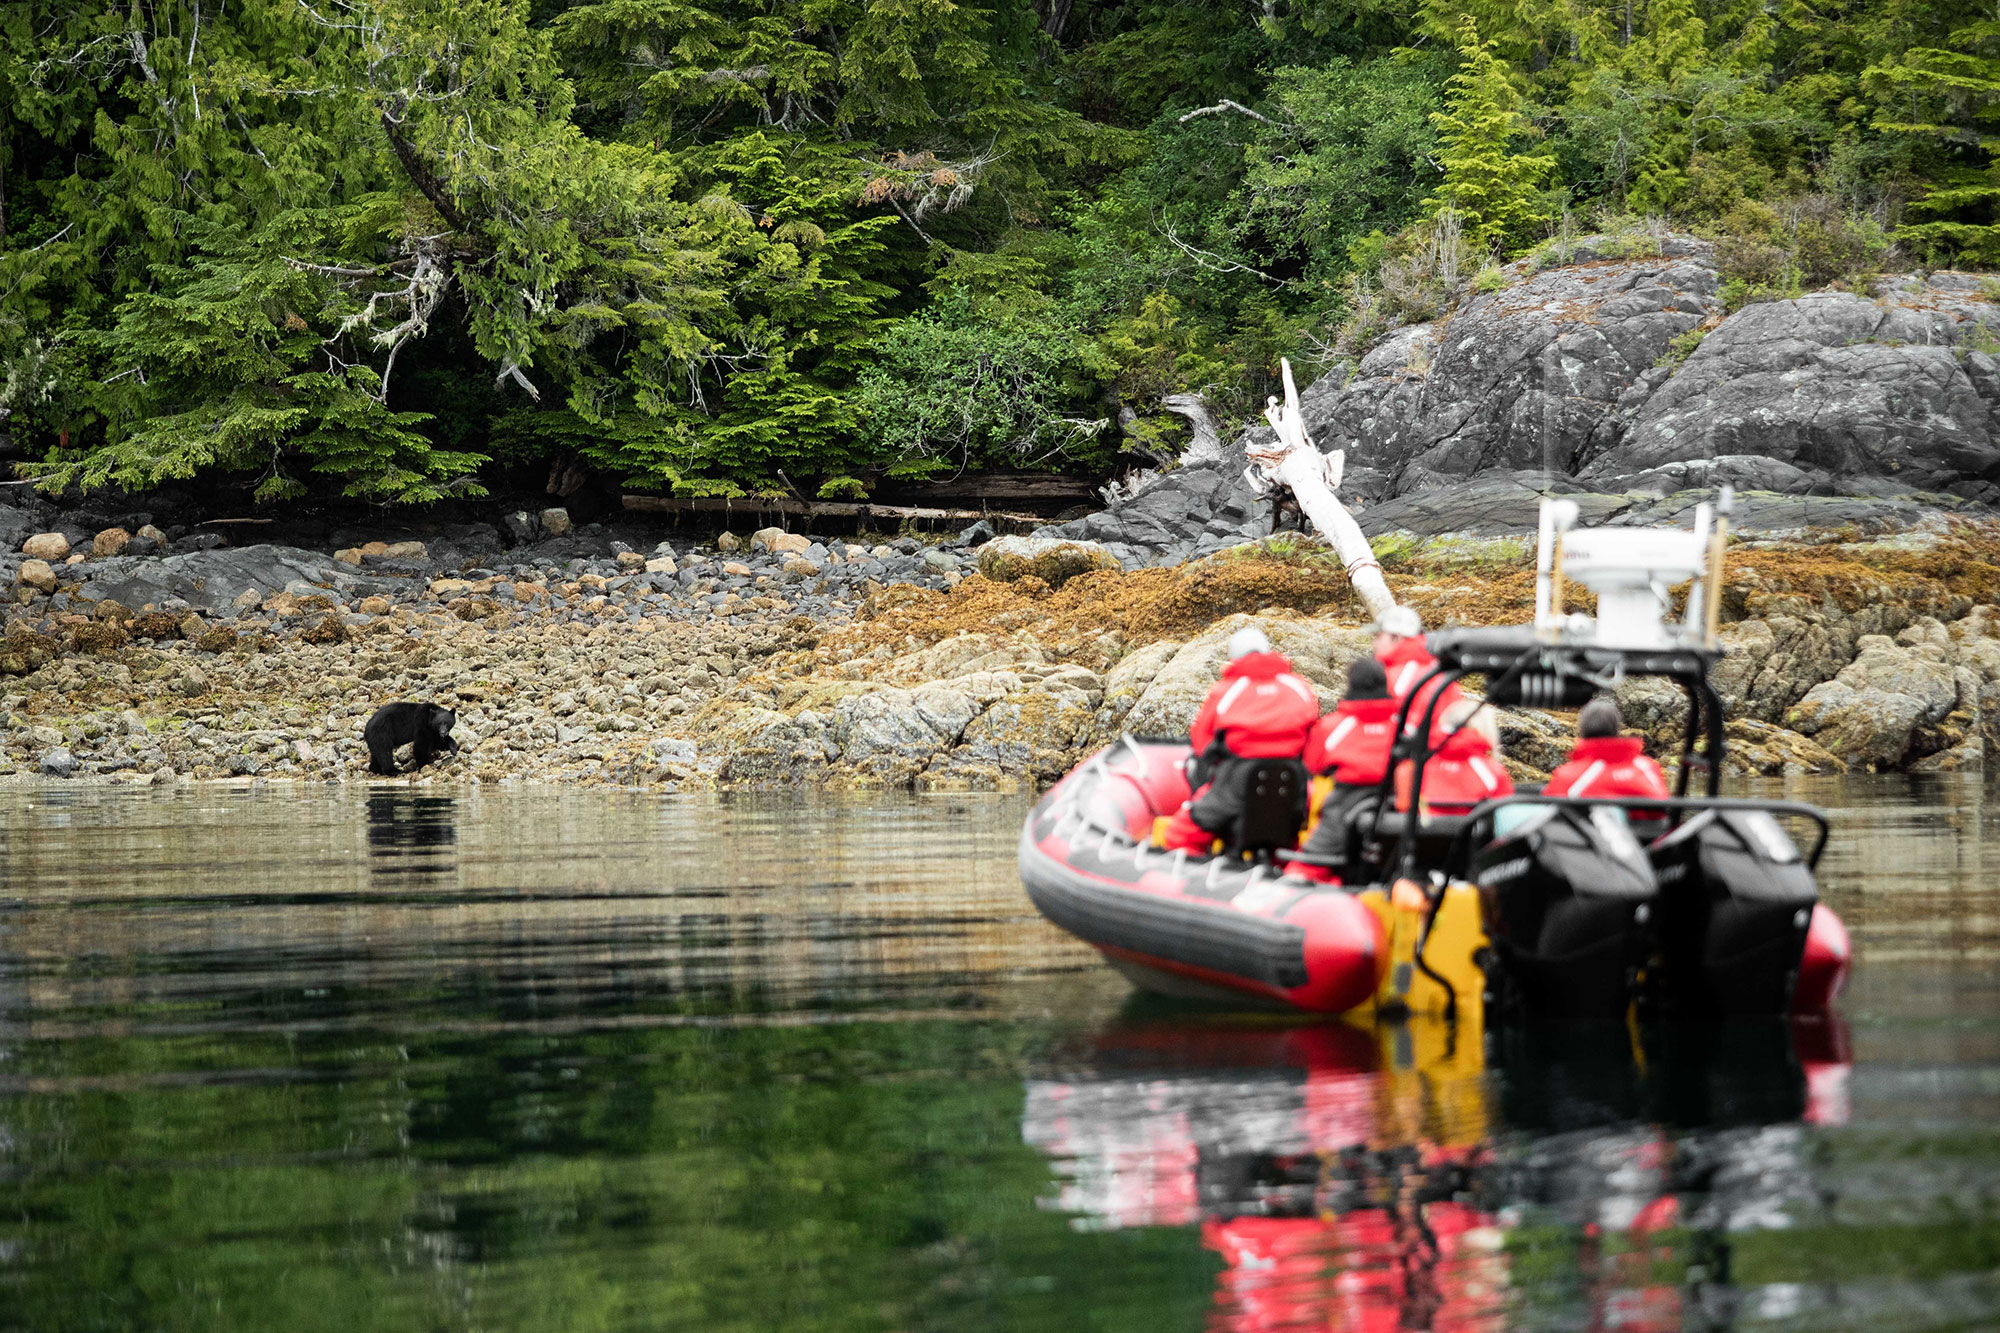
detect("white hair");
top-left (1442, 697), bottom-right (1500, 750)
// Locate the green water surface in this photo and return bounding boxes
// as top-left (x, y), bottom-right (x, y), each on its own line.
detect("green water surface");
top-left (1, 777), bottom-right (1996, 1331)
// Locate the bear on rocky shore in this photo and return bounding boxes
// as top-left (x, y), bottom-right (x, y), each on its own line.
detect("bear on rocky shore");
top-left (363, 702), bottom-right (459, 776)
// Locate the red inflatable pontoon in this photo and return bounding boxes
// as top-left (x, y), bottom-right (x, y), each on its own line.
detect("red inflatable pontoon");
top-left (1019, 737), bottom-right (1389, 1013)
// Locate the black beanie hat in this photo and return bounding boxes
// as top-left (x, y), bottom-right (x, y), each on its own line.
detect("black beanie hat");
top-left (1345, 657), bottom-right (1389, 701)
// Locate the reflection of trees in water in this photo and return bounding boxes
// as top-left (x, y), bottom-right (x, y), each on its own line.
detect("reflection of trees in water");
top-left (2, 1017), bottom-right (1218, 1332)
top-left (1023, 1015), bottom-right (1857, 1333)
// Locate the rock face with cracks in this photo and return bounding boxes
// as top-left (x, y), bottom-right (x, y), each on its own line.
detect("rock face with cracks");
top-left (1041, 244), bottom-right (2000, 565)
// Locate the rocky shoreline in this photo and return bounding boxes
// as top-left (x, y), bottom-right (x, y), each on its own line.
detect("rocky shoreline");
top-left (2, 494), bottom-right (1997, 789)
top-left (7, 230), bottom-right (2000, 791)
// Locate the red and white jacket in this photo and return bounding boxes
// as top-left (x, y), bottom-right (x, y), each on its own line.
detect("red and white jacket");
top-left (1189, 651), bottom-right (1321, 759)
top-left (1545, 736), bottom-right (1670, 802)
top-left (1378, 637), bottom-right (1466, 737)
top-left (1302, 696), bottom-right (1401, 785)
top-left (1394, 726), bottom-right (1513, 816)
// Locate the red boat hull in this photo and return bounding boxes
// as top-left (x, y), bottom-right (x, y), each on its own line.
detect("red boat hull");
top-left (1019, 739), bottom-right (1388, 1014)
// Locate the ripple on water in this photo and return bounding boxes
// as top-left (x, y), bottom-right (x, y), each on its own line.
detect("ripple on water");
top-left (0, 778), bottom-right (1995, 1331)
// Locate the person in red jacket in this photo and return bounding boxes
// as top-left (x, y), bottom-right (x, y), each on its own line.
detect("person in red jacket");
top-left (1373, 605), bottom-right (1464, 738)
top-left (1285, 658), bottom-right (1401, 881)
top-left (1394, 699), bottom-right (1513, 817)
top-left (1545, 698), bottom-right (1670, 804)
top-left (1159, 626), bottom-right (1321, 854)
top-left (1303, 658), bottom-right (1399, 785)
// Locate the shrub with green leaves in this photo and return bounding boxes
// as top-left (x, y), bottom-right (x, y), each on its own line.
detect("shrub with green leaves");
top-left (854, 295), bottom-right (1108, 478)
top-left (1713, 197), bottom-right (1892, 310)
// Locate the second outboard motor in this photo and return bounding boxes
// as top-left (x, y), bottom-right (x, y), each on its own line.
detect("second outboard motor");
top-left (1473, 804), bottom-right (1658, 1020)
top-left (1648, 809), bottom-right (1817, 1016)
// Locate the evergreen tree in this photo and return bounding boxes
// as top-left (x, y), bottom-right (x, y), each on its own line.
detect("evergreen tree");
top-left (1863, 13), bottom-right (2000, 263)
top-left (1425, 18), bottom-right (1557, 251)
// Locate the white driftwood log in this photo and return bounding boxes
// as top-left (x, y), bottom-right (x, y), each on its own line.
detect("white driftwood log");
top-left (1248, 358), bottom-right (1398, 622)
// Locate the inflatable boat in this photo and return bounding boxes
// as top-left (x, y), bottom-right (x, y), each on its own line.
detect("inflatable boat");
top-left (1020, 491), bottom-right (1852, 1022)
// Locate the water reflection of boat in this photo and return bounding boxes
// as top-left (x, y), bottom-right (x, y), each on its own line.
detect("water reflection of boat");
top-left (1023, 1006), bottom-right (1850, 1331)
top-left (1020, 493), bottom-right (1852, 1022)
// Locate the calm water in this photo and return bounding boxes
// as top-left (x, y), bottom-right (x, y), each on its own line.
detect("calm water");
top-left (2, 777), bottom-right (1997, 1332)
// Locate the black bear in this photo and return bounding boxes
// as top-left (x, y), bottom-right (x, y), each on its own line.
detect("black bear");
top-left (363, 702), bottom-right (459, 776)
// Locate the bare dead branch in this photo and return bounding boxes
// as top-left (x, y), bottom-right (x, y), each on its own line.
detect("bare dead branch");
top-left (1177, 99), bottom-right (1272, 125)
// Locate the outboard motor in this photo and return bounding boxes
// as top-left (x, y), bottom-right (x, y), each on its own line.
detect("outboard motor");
top-left (1648, 809), bottom-right (1817, 1016)
top-left (1473, 804), bottom-right (1658, 1020)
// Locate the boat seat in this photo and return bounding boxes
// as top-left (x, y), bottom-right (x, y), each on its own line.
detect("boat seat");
top-left (1222, 760), bottom-right (1309, 865)
top-left (1358, 809), bottom-right (1477, 877)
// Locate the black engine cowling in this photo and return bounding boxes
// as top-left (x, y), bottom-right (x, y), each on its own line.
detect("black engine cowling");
top-left (1648, 809), bottom-right (1818, 1016)
top-left (1474, 804), bottom-right (1658, 1020)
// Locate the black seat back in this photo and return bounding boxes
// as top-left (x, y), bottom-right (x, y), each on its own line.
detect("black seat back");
top-left (1223, 760), bottom-right (1309, 863)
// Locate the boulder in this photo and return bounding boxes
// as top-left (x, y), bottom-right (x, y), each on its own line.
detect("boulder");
top-left (752, 528), bottom-right (812, 555)
top-left (38, 747), bottom-right (75, 778)
top-left (16, 558), bottom-right (55, 593)
top-left (1358, 472), bottom-right (1632, 538)
top-left (502, 511), bottom-right (539, 544)
top-left (1784, 633), bottom-right (1962, 768)
top-left (539, 507), bottom-right (573, 538)
top-left (1102, 640), bottom-right (1183, 728)
top-left (1040, 457), bottom-right (1272, 568)
top-left (1722, 719), bottom-right (1848, 775)
top-left (975, 535), bottom-right (1122, 588)
top-left (879, 632), bottom-right (1046, 686)
top-left (22, 532), bottom-right (69, 561)
top-left (92, 527), bottom-right (131, 557)
top-left (0, 509), bottom-right (39, 553)
top-left (136, 523), bottom-right (168, 546)
top-left (830, 685), bottom-right (979, 784)
top-left (1122, 616), bottom-right (1366, 738)
top-left (714, 707), bottom-right (836, 785)
top-left (927, 689), bottom-right (1096, 788)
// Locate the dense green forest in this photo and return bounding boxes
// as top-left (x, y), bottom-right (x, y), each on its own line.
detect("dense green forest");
top-left (0, 0), bottom-right (1994, 504)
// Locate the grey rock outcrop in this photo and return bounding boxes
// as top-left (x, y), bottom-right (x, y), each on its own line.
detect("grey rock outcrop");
top-left (78, 544), bottom-right (408, 615)
top-left (1041, 243), bottom-right (2000, 562)
top-left (1587, 291), bottom-right (2000, 497)
top-left (1040, 449), bottom-right (1274, 567)
top-left (1323, 240), bottom-right (1721, 481)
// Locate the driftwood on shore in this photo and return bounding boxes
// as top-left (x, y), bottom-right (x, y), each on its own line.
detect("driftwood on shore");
top-left (622, 494), bottom-right (1046, 531)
